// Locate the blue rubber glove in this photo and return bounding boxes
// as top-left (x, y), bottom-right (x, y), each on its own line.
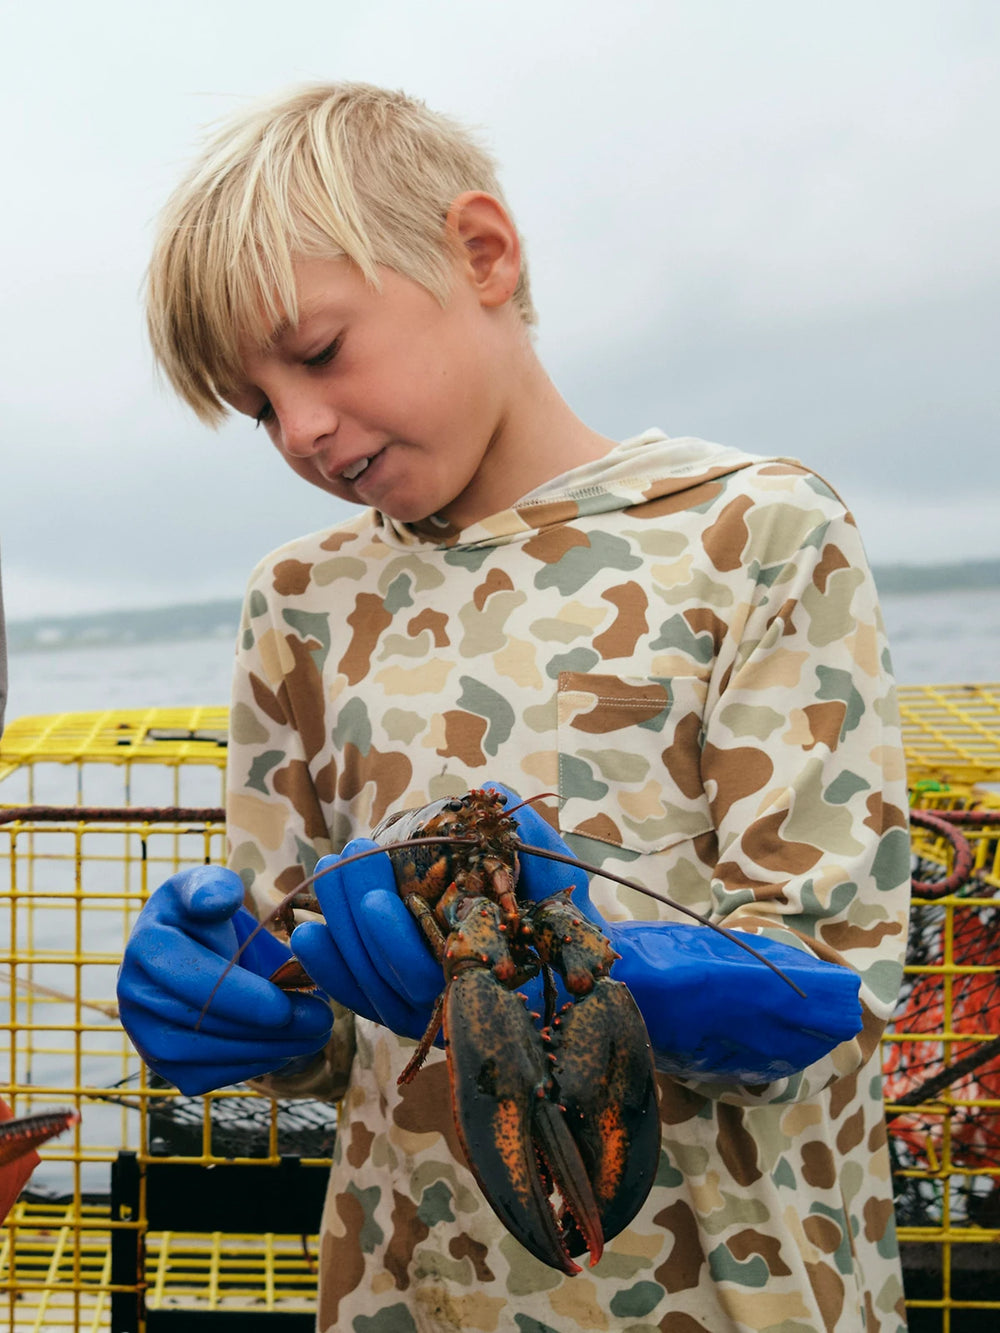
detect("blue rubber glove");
top-left (488, 782), bottom-right (864, 1083)
top-left (289, 840), bottom-right (444, 1042)
top-left (117, 866), bottom-right (334, 1096)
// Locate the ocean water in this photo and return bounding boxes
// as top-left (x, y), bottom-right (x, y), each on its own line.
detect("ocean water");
top-left (5, 587), bottom-right (999, 725)
top-left (880, 587), bottom-right (1000, 686)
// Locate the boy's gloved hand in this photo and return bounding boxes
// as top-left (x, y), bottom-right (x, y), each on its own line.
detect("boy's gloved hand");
top-left (116, 866), bottom-right (334, 1096)
top-left (602, 921), bottom-right (863, 1081)
top-left (289, 840), bottom-right (444, 1041)
top-left (487, 781), bottom-right (864, 1083)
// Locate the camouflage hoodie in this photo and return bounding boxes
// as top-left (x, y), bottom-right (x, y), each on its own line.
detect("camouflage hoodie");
top-left (232, 430), bottom-right (910, 1332)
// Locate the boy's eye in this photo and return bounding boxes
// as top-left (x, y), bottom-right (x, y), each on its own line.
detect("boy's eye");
top-left (304, 337), bottom-right (341, 368)
top-left (254, 400), bottom-right (274, 428)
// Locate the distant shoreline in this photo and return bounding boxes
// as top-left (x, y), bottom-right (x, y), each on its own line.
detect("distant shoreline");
top-left (7, 559), bottom-right (999, 655)
top-left (870, 558), bottom-right (999, 597)
top-left (8, 599), bottom-right (243, 655)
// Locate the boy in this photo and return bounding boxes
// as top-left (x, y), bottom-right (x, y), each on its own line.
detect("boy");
top-left (119, 83), bottom-right (911, 1331)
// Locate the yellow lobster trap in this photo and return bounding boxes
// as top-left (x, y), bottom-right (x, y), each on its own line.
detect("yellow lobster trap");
top-left (0, 687), bottom-right (998, 1331)
top-left (886, 684), bottom-right (1000, 1332)
top-left (0, 709), bottom-right (332, 1331)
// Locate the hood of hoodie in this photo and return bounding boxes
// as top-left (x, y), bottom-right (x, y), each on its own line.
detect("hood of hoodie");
top-left (371, 430), bottom-right (784, 552)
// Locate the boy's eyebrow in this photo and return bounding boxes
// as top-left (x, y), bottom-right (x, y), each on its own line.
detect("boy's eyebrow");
top-left (249, 314), bottom-right (306, 361)
top-left (253, 285), bottom-right (345, 353)
top-left (236, 312), bottom-right (291, 363)
top-left (262, 298), bottom-right (328, 349)
top-left (263, 315), bottom-right (292, 348)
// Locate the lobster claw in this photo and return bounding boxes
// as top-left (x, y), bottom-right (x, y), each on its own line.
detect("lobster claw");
top-left (433, 890), bottom-right (660, 1273)
top-left (548, 977), bottom-right (660, 1256)
top-left (524, 892), bottom-right (661, 1259)
top-left (442, 967), bottom-right (605, 1274)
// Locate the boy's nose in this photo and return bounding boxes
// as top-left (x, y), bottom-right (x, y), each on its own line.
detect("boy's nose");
top-left (279, 406), bottom-right (338, 459)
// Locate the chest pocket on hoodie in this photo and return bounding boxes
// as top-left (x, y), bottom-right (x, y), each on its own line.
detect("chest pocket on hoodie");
top-left (556, 671), bottom-right (715, 856)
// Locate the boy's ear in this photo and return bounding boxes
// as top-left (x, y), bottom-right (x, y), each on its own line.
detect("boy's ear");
top-left (444, 192), bottom-right (521, 309)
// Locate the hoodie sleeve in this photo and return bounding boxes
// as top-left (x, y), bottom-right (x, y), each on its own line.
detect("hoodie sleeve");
top-left (680, 487), bottom-right (910, 1107)
top-left (225, 559), bottom-right (353, 1103)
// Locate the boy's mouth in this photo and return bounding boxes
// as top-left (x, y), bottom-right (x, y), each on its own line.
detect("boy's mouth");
top-left (341, 455), bottom-right (373, 482)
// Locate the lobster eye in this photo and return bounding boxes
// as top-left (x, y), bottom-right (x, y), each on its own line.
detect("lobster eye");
top-left (445, 798), bottom-right (465, 813)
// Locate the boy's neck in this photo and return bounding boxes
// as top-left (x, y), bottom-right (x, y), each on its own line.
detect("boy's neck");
top-left (437, 348), bottom-right (616, 531)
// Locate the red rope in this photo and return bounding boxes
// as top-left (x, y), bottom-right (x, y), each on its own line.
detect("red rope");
top-left (909, 809), bottom-right (976, 897)
top-left (0, 806), bottom-right (225, 825)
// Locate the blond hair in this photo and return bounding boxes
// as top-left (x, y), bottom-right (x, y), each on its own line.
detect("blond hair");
top-left (146, 82), bottom-right (535, 425)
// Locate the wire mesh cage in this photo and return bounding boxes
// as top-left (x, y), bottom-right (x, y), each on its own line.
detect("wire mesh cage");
top-left (897, 682), bottom-right (1000, 788)
top-left (884, 789), bottom-right (1000, 1330)
top-left (0, 711), bottom-right (334, 1330)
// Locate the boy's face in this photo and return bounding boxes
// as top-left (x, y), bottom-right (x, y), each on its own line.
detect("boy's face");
top-left (223, 256), bottom-right (515, 527)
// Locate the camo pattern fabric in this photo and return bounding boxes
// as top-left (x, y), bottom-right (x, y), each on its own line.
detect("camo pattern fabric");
top-left (233, 431), bottom-right (911, 1332)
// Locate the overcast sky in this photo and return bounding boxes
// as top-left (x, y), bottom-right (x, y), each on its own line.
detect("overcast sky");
top-left (2, 0), bottom-right (997, 620)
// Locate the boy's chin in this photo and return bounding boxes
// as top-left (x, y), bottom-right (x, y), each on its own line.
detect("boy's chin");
top-left (381, 502), bottom-right (456, 529)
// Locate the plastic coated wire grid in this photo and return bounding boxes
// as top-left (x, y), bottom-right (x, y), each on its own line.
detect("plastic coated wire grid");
top-left (898, 683), bottom-right (1000, 785)
top-left (885, 788), bottom-right (1000, 1328)
top-left (0, 703), bottom-right (999, 1328)
top-left (0, 710), bottom-right (231, 787)
top-left (1, 1202), bottom-right (319, 1327)
top-left (0, 1201), bottom-right (112, 1332)
top-left (144, 1233), bottom-right (319, 1313)
top-left (0, 812), bottom-right (332, 1329)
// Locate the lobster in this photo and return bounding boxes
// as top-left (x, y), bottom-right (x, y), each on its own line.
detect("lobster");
top-left (240, 786), bottom-right (806, 1275)
top-left (364, 789), bottom-right (659, 1273)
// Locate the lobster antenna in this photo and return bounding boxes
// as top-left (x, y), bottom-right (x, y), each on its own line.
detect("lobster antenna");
top-left (200, 814), bottom-right (807, 1027)
top-left (500, 792), bottom-right (560, 819)
top-left (492, 791), bottom-right (804, 996)
top-left (512, 840), bottom-right (807, 998)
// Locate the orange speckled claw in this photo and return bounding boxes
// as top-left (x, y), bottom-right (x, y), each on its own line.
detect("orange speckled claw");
top-left (549, 979), bottom-right (659, 1253)
top-left (442, 966), bottom-right (604, 1274)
